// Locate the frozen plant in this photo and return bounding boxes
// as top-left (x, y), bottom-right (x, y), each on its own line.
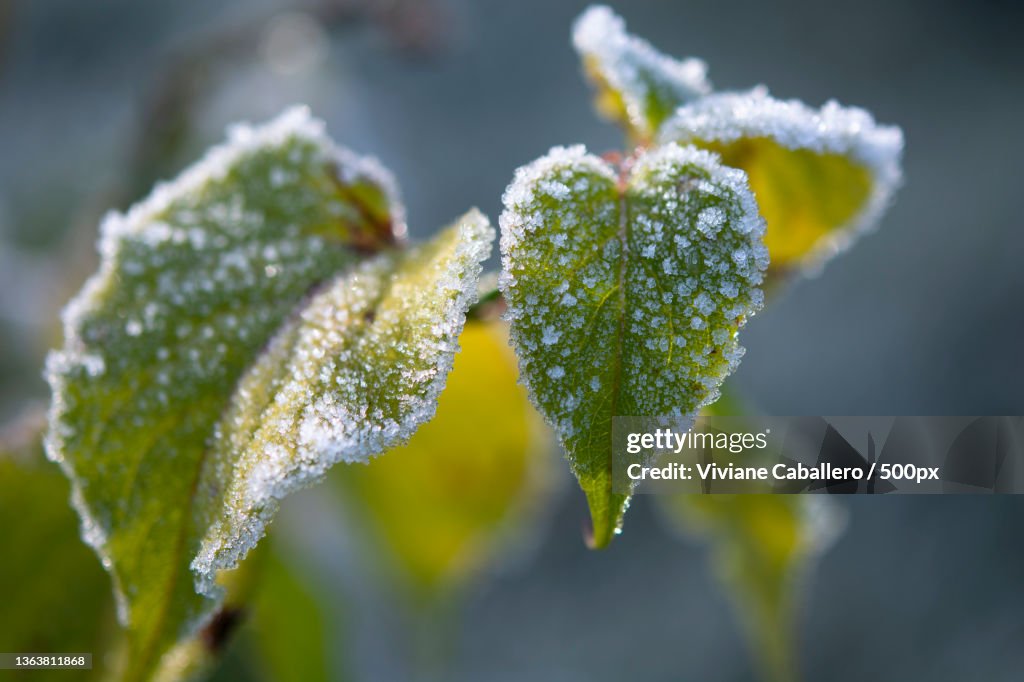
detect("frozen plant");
top-left (27, 5), bottom-right (901, 682)
top-left (503, 5), bottom-right (902, 546)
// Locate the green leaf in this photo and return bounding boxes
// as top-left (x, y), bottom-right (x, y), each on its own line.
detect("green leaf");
top-left (0, 413), bottom-right (117, 682)
top-left (202, 540), bottom-right (344, 682)
top-left (572, 5), bottom-right (711, 144)
top-left (499, 143), bottom-right (767, 547)
top-left (657, 494), bottom-right (841, 682)
top-left (192, 209), bottom-right (493, 591)
top-left (333, 320), bottom-right (552, 596)
top-left (45, 105), bottom-right (492, 681)
top-left (248, 541), bottom-right (338, 682)
top-left (144, 555), bottom-right (262, 682)
top-left (659, 89), bottom-right (904, 275)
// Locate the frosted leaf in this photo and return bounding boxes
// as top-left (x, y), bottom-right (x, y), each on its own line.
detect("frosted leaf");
top-left (330, 321), bottom-right (553, 594)
top-left (572, 5), bottom-right (711, 143)
top-left (499, 142), bottom-right (766, 547)
top-left (44, 106), bottom-right (410, 680)
top-left (659, 88), bottom-right (904, 274)
top-left (191, 210), bottom-right (492, 592)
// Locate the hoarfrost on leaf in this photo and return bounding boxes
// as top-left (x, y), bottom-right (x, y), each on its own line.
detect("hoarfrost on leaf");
top-left (659, 88), bottom-right (904, 274)
top-left (43, 106), bottom-right (489, 681)
top-left (499, 142), bottom-right (766, 548)
top-left (572, 5), bottom-right (711, 143)
top-left (192, 209), bottom-right (493, 592)
top-left (330, 320), bottom-right (552, 595)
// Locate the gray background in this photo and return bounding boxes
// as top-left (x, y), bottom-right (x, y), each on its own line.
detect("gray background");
top-left (1, 0), bottom-right (1022, 680)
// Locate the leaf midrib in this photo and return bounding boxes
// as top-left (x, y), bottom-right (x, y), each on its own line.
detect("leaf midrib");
top-left (597, 181), bottom-right (630, 545)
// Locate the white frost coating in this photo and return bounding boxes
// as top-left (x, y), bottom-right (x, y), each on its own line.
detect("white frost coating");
top-left (498, 145), bottom-right (615, 263)
top-left (500, 140), bottom-right (766, 486)
top-left (573, 5), bottom-right (710, 133)
top-left (102, 105), bottom-right (403, 255)
top-left (659, 87), bottom-right (904, 271)
top-left (636, 142), bottom-right (768, 254)
top-left (58, 105), bottom-right (404, 361)
top-left (190, 210), bottom-right (493, 597)
top-left (43, 105), bottom-right (407, 629)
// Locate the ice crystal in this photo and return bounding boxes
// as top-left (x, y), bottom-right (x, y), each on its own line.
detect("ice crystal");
top-left (572, 5), bottom-right (711, 141)
top-left (659, 88), bottom-right (904, 271)
top-left (191, 210), bottom-right (492, 593)
top-left (42, 105), bottom-right (481, 677)
top-left (499, 142), bottom-right (765, 546)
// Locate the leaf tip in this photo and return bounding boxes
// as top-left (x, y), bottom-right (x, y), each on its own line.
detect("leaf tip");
top-left (583, 489), bottom-right (628, 550)
top-left (572, 5), bottom-right (711, 140)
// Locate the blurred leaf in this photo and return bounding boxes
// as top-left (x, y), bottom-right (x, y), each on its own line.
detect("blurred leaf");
top-left (499, 143), bottom-right (766, 548)
top-left (147, 542), bottom-right (270, 682)
top-left (658, 387), bottom-right (841, 680)
top-left (334, 320), bottom-right (550, 597)
top-left (247, 542), bottom-right (338, 682)
top-left (572, 6), bottom-right (711, 144)
top-left (0, 417), bottom-right (264, 682)
top-left (45, 106), bottom-right (494, 681)
top-left (658, 494), bottom-right (839, 682)
top-left (659, 89), bottom-right (903, 275)
top-left (202, 539), bottom-right (343, 682)
top-left (0, 414), bottom-right (116, 682)
top-left (699, 382), bottom-right (748, 418)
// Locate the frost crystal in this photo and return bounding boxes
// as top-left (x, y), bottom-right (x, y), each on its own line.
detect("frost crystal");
top-left (572, 5), bottom-right (711, 140)
top-left (191, 210), bottom-right (492, 594)
top-left (42, 105), bottom-right (427, 664)
top-left (499, 141), bottom-right (765, 545)
top-left (659, 88), bottom-right (904, 271)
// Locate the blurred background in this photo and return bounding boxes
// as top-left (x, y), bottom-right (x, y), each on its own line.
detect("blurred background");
top-left (1, 0), bottom-right (1023, 680)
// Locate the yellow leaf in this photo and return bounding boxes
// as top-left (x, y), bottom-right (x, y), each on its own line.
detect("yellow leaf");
top-left (707, 139), bottom-right (872, 266)
top-left (660, 89), bottom-right (903, 275)
top-left (658, 493), bottom-right (840, 682)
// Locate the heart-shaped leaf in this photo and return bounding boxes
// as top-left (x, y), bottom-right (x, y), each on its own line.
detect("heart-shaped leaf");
top-left (45, 106), bottom-right (492, 681)
top-left (573, 5), bottom-right (711, 144)
top-left (659, 88), bottom-right (904, 275)
top-left (499, 143), bottom-right (766, 547)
